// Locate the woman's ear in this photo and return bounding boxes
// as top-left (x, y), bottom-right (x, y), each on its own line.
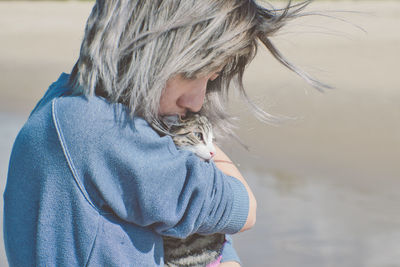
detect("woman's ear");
top-left (209, 72), bottom-right (220, 81)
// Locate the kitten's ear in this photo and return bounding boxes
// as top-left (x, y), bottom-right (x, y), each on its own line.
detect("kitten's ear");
top-left (150, 124), bottom-right (168, 138)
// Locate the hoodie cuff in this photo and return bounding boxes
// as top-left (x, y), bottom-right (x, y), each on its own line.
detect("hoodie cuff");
top-left (222, 176), bottom-right (249, 234)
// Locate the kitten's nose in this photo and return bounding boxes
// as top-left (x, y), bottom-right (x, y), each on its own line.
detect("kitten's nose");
top-left (210, 152), bottom-right (215, 158)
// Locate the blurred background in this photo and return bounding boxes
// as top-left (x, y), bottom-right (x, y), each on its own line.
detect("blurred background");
top-left (1, 1), bottom-right (399, 266)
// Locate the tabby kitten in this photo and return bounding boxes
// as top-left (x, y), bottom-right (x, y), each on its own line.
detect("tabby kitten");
top-left (168, 114), bottom-right (216, 161)
top-left (161, 114), bottom-right (226, 267)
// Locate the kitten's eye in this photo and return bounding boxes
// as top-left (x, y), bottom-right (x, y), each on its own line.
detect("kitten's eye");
top-left (194, 132), bottom-right (203, 140)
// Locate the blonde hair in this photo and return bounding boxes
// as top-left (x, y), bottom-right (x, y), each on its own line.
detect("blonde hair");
top-left (70, 0), bottom-right (324, 137)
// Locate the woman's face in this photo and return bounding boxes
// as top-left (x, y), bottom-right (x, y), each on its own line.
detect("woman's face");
top-left (158, 71), bottom-right (220, 117)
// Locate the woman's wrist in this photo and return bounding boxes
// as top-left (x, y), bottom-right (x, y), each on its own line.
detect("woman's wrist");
top-left (213, 159), bottom-right (234, 165)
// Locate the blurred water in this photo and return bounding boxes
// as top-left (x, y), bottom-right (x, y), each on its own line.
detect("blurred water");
top-left (232, 169), bottom-right (400, 267)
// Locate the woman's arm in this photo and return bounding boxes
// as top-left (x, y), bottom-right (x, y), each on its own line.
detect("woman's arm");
top-left (213, 145), bottom-right (257, 232)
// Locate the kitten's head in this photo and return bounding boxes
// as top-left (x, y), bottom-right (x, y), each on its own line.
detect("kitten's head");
top-left (168, 114), bottom-right (216, 161)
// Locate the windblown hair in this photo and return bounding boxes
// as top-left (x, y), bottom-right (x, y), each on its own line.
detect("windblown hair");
top-left (69, 0), bottom-right (324, 137)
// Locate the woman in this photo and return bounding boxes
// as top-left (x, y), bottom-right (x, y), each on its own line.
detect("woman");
top-left (4, 0), bottom-right (315, 266)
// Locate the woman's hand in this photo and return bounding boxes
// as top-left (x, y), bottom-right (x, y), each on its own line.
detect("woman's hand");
top-left (213, 144), bottom-right (257, 232)
top-left (219, 261), bottom-right (241, 267)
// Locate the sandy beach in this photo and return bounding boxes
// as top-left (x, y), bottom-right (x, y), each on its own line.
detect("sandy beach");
top-left (1, 1), bottom-right (400, 266)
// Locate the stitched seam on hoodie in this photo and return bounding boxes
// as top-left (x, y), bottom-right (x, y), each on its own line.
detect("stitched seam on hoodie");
top-left (51, 98), bottom-right (98, 211)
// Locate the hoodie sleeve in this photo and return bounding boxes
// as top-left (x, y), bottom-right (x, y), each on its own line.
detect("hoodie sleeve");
top-left (51, 95), bottom-right (249, 238)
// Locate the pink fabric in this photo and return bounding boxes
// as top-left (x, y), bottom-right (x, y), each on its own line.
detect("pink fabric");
top-left (206, 255), bottom-right (222, 267)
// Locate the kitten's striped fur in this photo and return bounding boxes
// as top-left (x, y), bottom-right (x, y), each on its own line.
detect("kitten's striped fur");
top-left (163, 234), bottom-right (225, 267)
top-left (169, 114), bottom-right (216, 161)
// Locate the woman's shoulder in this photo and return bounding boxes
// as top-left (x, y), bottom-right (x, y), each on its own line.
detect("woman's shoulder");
top-left (52, 93), bottom-right (159, 144)
top-left (31, 73), bottom-right (155, 137)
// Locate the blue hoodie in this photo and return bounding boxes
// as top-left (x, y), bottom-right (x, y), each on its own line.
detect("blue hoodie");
top-left (3, 73), bottom-right (248, 266)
